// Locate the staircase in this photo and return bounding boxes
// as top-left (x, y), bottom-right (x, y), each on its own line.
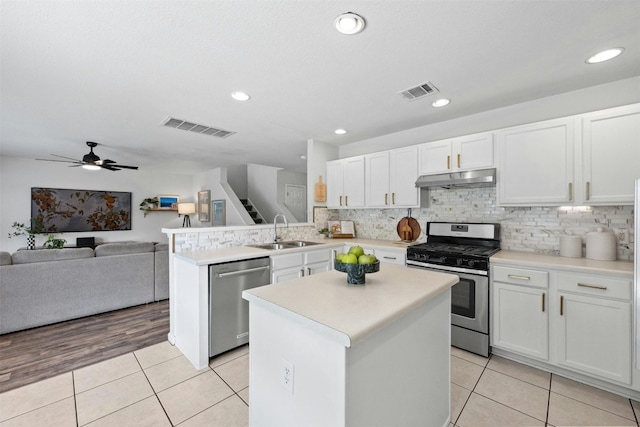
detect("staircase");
top-left (240, 199), bottom-right (264, 224)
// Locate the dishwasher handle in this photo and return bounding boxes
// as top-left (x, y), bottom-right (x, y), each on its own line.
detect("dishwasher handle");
top-left (215, 265), bottom-right (270, 278)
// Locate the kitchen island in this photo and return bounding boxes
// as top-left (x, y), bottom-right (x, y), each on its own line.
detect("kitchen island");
top-left (242, 264), bottom-right (458, 427)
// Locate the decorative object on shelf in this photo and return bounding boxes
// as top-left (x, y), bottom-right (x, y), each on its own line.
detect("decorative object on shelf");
top-left (314, 176), bottom-right (326, 202)
top-left (327, 220), bottom-right (355, 238)
top-left (334, 260), bottom-right (380, 285)
top-left (43, 234), bottom-right (66, 249)
top-left (31, 188), bottom-right (131, 232)
top-left (178, 203), bottom-right (196, 227)
top-left (158, 195), bottom-right (180, 209)
top-left (318, 228), bottom-right (329, 238)
top-left (198, 190), bottom-right (211, 223)
top-left (8, 218), bottom-right (45, 249)
top-left (212, 200), bottom-right (226, 226)
top-left (139, 197), bottom-right (159, 216)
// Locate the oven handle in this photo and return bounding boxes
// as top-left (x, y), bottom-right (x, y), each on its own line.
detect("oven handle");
top-left (406, 260), bottom-right (488, 276)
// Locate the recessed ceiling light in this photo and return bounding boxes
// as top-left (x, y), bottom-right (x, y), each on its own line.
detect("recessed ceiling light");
top-left (300, 155), bottom-right (307, 160)
top-left (334, 128), bottom-right (347, 135)
top-left (586, 48), bottom-right (624, 64)
top-left (334, 12), bottom-right (366, 35)
top-left (231, 91), bottom-right (251, 101)
top-left (432, 98), bottom-right (451, 108)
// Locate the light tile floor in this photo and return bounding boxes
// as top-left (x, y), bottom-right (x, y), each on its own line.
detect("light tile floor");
top-left (1, 343), bottom-right (639, 426)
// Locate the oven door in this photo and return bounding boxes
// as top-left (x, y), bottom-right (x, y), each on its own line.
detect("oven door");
top-left (406, 262), bottom-right (489, 334)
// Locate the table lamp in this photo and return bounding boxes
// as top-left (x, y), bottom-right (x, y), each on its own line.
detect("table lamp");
top-left (178, 203), bottom-right (196, 227)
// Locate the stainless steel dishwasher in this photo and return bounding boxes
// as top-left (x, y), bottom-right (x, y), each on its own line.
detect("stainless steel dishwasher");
top-left (209, 257), bottom-right (270, 357)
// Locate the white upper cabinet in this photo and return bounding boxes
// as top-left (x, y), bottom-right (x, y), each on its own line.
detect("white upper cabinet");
top-left (497, 118), bottom-right (575, 206)
top-left (326, 156), bottom-right (365, 209)
top-left (578, 104), bottom-right (640, 205)
top-left (419, 132), bottom-right (494, 175)
top-left (366, 146), bottom-right (419, 208)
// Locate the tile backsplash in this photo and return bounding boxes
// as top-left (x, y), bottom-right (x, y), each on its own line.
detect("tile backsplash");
top-left (328, 187), bottom-right (635, 261)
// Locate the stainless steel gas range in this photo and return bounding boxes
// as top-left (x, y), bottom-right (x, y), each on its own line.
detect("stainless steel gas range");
top-left (406, 222), bottom-right (500, 357)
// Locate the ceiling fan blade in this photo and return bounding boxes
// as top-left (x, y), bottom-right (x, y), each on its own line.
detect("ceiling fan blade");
top-left (50, 154), bottom-right (83, 162)
top-left (100, 164), bottom-right (119, 171)
top-left (111, 164), bottom-right (139, 170)
top-left (36, 158), bottom-right (82, 164)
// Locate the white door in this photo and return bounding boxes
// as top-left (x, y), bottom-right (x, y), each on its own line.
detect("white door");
top-left (285, 184), bottom-right (306, 222)
top-left (366, 151), bottom-right (390, 207)
top-left (390, 146), bottom-right (419, 207)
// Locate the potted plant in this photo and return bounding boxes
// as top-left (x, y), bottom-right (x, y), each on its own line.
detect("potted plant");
top-left (139, 197), bottom-right (159, 217)
top-left (8, 218), bottom-right (45, 249)
top-left (43, 234), bottom-right (66, 249)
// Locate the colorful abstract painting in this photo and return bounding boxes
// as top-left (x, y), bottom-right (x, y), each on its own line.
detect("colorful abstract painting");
top-left (31, 187), bottom-right (132, 232)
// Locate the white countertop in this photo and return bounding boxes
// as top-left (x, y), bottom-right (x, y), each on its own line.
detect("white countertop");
top-left (491, 250), bottom-right (633, 276)
top-left (173, 238), bottom-right (412, 266)
top-left (242, 264), bottom-right (458, 347)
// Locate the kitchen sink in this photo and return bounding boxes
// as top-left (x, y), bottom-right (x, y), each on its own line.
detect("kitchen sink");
top-left (248, 241), bottom-right (321, 250)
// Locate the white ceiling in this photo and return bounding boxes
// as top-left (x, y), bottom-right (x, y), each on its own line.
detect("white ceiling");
top-left (1, 0), bottom-right (639, 174)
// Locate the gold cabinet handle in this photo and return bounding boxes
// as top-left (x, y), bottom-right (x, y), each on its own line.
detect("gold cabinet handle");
top-left (508, 274), bottom-right (530, 281)
top-left (345, 195), bottom-right (348, 206)
top-left (578, 282), bottom-right (607, 291)
top-left (300, 269), bottom-right (304, 277)
top-left (447, 155), bottom-right (451, 170)
top-left (385, 193), bottom-right (388, 205)
top-left (339, 195), bottom-right (342, 206)
top-left (560, 295), bottom-right (564, 316)
top-left (586, 181), bottom-right (590, 201)
top-left (392, 193), bottom-right (396, 204)
top-left (457, 153), bottom-right (461, 169)
top-left (568, 183), bottom-right (573, 201)
top-left (542, 293), bottom-right (545, 312)
top-left (307, 267), bottom-right (311, 276)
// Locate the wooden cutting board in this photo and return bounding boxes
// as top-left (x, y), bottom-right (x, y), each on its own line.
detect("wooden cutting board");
top-left (396, 217), bottom-right (421, 241)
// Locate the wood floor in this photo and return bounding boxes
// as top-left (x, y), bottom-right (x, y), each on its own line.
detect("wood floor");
top-left (0, 300), bottom-right (169, 394)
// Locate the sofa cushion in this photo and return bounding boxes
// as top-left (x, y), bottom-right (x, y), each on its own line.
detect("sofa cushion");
top-left (95, 242), bottom-right (155, 257)
top-left (11, 248), bottom-right (95, 264)
top-left (0, 251), bottom-right (12, 265)
top-left (155, 243), bottom-right (169, 252)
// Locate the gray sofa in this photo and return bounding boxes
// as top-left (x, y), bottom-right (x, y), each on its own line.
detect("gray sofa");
top-left (0, 242), bottom-right (169, 334)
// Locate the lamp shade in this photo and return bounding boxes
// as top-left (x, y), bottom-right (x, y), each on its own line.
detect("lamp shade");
top-left (178, 202), bottom-right (196, 215)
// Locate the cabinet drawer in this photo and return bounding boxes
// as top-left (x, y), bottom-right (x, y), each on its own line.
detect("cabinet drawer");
top-left (493, 265), bottom-right (548, 289)
top-left (305, 249), bottom-right (332, 265)
top-left (271, 252), bottom-right (303, 270)
top-left (556, 272), bottom-right (631, 301)
top-left (374, 249), bottom-right (405, 265)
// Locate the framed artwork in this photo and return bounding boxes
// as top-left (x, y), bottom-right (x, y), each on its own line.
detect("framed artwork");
top-left (198, 190), bottom-right (211, 223)
top-left (212, 200), bottom-right (226, 226)
top-left (158, 194), bottom-right (179, 209)
top-left (31, 187), bottom-right (132, 232)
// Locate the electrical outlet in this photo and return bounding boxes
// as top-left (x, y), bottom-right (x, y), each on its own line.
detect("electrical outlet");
top-left (614, 229), bottom-right (630, 244)
top-left (281, 358), bottom-right (294, 394)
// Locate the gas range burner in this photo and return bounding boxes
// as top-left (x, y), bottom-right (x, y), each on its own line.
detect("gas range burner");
top-left (410, 243), bottom-right (501, 257)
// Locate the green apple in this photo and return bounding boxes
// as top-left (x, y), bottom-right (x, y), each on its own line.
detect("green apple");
top-left (335, 252), bottom-right (347, 262)
top-left (358, 254), bottom-right (377, 265)
top-left (342, 253), bottom-right (358, 264)
top-left (348, 245), bottom-right (365, 258)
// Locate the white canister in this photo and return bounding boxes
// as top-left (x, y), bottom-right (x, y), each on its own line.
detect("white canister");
top-left (585, 227), bottom-right (617, 261)
top-left (559, 235), bottom-right (582, 258)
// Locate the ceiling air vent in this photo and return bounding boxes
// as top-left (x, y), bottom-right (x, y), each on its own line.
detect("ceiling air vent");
top-left (398, 81), bottom-right (439, 101)
top-left (160, 117), bottom-right (236, 138)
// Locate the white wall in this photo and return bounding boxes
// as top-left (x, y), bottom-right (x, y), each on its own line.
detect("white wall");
top-left (193, 167), bottom-right (253, 226)
top-left (339, 77), bottom-right (640, 158)
top-left (247, 163), bottom-right (280, 223)
top-left (0, 156), bottom-right (193, 253)
top-left (226, 164), bottom-right (248, 199)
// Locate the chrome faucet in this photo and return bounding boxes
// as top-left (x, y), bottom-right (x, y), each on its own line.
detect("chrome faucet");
top-left (273, 213), bottom-right (288, 242)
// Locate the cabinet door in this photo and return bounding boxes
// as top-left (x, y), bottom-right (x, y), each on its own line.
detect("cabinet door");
top-left (342, 156), bottom-right (365, 208)
top-left (580, 104), bottom-right (640, 205)
top-left (497, 118), bottom-right (575, 205)
top-left (453, 132), bottom-right (494, 171)
top-left (492, 282), bottom-right (549, 360)
top-left (272, 267), bottom-right (303, 284)
top-left (390, 146), bottom-right (419, 207)
top-left (326, 160), bottom-right (344, 208)
top-left (556, 292), bottom-right (631, 385)
top-left (366, 151), bottom-right (390, 207)
top-left (305, 261), bottom-right (331, 276)
top-left (418, 140), bottom-right (451, 175)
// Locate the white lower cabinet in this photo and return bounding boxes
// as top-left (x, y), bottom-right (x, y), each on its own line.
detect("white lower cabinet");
top-left (491, 263), bottom-right (633, 387)
top-left (492, 266), bottom-right (549, 360)
top-left (271, 248), bottom-right (333, 284)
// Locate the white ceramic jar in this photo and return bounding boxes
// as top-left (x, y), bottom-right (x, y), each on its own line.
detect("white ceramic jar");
top-left (559, 234), bottom-right (582, 258)
top-left (585, 227), bottom-right (617, 261)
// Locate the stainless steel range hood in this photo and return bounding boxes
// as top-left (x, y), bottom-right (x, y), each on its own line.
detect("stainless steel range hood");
top-left (415, 168), bottom-right (496, 189)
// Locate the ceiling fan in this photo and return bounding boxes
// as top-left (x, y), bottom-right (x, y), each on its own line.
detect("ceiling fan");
top-left (36, 141), bottom-right (139, 171)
